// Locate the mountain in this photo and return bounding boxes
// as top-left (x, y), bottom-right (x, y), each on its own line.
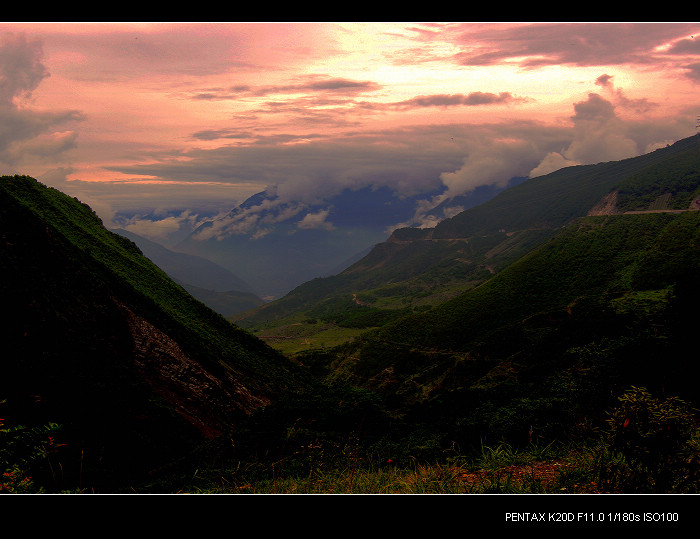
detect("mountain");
top-left (176, 281), bottom-right (265, 318)
top-left (3, 132), bottom-right (700, 493)
top-left (231, 135), bottom-right (700, 450)
top-left (174, 182), bottom-right (519, 299)
top-left (112, 228), bottom-right (265, 316)
top-left (0, 175), bottom-right (311, 491)
top-left (315, 210), bottom-right (700, 457)
top-left (112, 228), bottom-right (255, 293)
top-left (238, 135), bottom-right (700, 340)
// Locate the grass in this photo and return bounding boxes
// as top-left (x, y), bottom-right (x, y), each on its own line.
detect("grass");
top-left (151, 440), bottom-right (645, 494)
top-left (249, 279), bottom-right (481, 355)
top-left (255, 322), bottom-right (368, 355)
top-left (172, 459), bottom-right (473, 494)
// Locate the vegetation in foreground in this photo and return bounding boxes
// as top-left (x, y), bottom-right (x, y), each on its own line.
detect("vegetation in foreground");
top-left (4, 386), bottom-right (698, 494)
top-left (137, 386), bottom-right (700, 494)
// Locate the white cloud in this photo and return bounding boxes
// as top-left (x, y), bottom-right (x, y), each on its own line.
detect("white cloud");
top-left (529, 151), bottom-right (578, 177)
top-left (119, 210), bottom-right (204, 243)
top-left (439, 138), bottom-right (544, 197)
top-left (297, 209), bottom-right (335, 230)
top-left (0, 33), bottom-right (84, 167)
top-left (528, 86), bottom-right (647, 178)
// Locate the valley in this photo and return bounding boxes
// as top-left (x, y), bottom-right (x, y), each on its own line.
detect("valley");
top-left (2, 135), bottom-right (700, 495)
top-left (240, 135), bottom-right (700, 357)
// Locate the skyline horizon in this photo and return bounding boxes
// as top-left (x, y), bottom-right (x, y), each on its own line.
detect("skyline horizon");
top-left (1, 22), bottom-right (699, 246)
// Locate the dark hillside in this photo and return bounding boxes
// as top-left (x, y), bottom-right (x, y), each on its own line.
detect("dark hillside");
top-left (0, 175), bottom-right (311, 491)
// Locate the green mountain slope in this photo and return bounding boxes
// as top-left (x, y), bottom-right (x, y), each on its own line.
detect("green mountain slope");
top-left (232, 136), bottom-right (700, 454)
top-left (431, 134), bottom-right (700, 237)
top-left (318, 211), bottom-right (700, 444)
top-left (0, 175), bottom-right (311, 491)
top-left (238, 135), bottom-right (700, 351)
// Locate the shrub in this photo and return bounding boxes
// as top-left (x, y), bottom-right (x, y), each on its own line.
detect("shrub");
top-left (602, 386), bottom-right (700, 492)
top-left (0, 413), bottom-right (64, 493)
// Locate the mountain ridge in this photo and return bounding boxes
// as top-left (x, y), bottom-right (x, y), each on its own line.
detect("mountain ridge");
top-left (112, 228), bottom-right (265, 316)
top-left (238, 135), bottom-right (700, 340)
top-left (174, 180), bottom-right (523, 298)
top-left (0, 174), bottom-right (312, 491)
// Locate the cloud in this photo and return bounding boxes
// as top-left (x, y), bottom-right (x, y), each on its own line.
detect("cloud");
top-left (189, 76), bottom-right (382, 101)
top-left (39, 24), bottom-right (257, 82)
top-left (388, 198), bottom-right (466, 232)
top-left (13, 130), bottom-right (79, 159)
top-left (439, 138), bottom-right (544, 196)
top-left (297, 208), bottom-right (335, 230)
top-left (388, 91), bottom-right (530, 110)
top-left (528, 80), bottom-right (648, 178)
top-left (0, 32), bottom-right (84, 167)
top-left (436, 23), bottom-right (700, 69)
top-left (528, 151), bottom-right (578, 177)
top-left (110, 77), bottom-right (691, 240)
top-left (595, 73), bottom-right (657, 114)
top-left (0, 32), bottom-right (48, 104)
top-left (682, 62), bottom-right (700, 82)
top-left (190, 129), bottom-right (255, 141)
top-left (191, 192), bottom-right (307, 241)
top-left (108, 126), bottom-right (469, 205)
top-left (12, 23), bottom-right (692, 245)
top-left (117, 210), bottom-right (207, 243)
top-left (666, 34), bottom-right (700, 55)
top-left (190, 192), bottom-right (336, 241)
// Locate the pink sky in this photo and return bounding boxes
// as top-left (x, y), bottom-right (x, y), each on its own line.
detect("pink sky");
top-left (1, 22), bottom-right (699, 241)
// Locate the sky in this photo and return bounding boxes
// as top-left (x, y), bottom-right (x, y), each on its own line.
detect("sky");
top-left (1, 21), bottom-right (700, 245)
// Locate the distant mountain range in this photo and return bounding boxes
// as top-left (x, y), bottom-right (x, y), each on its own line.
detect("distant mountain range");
top-left (239, 135), bottom-right (700, 333)
top-left (231, 135), bottom-right (700, 462)
top-left (112, 228), bottom-right (264, 317)
top-left (174, 182), bottom-right (522, 299)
